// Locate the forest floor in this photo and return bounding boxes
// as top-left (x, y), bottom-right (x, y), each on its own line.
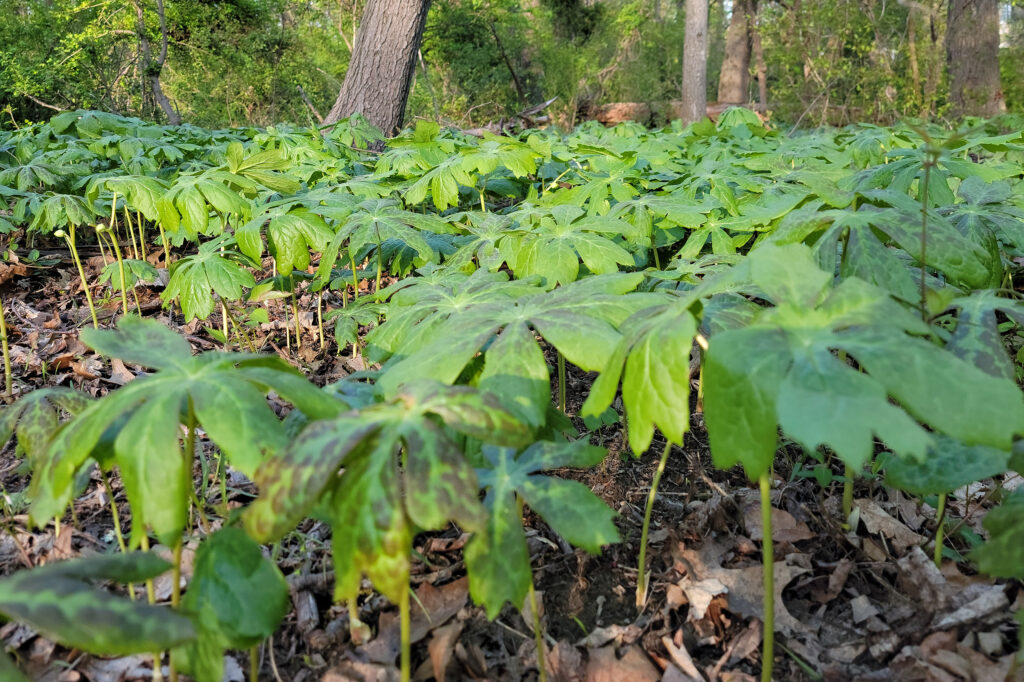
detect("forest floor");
top-left (1, 253), bottom-right (1022, 682)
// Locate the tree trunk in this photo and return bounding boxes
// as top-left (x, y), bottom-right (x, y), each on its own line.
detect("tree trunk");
top-left (947, 0), bottom-right (1005, 116)
top-left (323, 0), bottom-right (432, 134)
top-left (750, 4), bottom-right (768, 112)
top-left (717, 0), bottom-right (751, 104)
top-left (681, 0), bottom-right (709, 124)
top-left (133, 0), bottom-right (180, 125)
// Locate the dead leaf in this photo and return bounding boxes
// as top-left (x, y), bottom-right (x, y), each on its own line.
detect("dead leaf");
top-left (854, 499), bottom-right (927, 553)
top-left (410, 577), bottom-right (468, 642)
top-left (585, 645), bottom-right (660, 682)
top-left (107, 358), bottom-right (135, 385)
top-left (742, 504), bottom-right (813, 544)
top-left (660, 636), bottom-right (704, 681)
top-left (931, 584), bottom-right (1008, 629)
top-left (427, 622), bottom-right (462, 682)
top-left (675, 543), bottom-right (810, 637)
top-left (677, 577), bottom-right (727, 622)
top-left (812, 558), bottom-right (853, 604)
top-left (548, 641), bottom-right (584, 682)
top-left (576, 623), bottom-right (643, 649)
top-left (849, 595), bottom-right (879, 624)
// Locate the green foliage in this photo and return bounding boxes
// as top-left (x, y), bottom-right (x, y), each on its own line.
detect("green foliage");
top-left (28, 317), bottom-right (338, 545)
top-left (174, 528), bottom-right (289, 682)
top-left (466, 440), bottom-right (617, 618)
top-left (0, 553), bottom-right (194, 657)
top-left (972, 488), bottom-right (1024, 579)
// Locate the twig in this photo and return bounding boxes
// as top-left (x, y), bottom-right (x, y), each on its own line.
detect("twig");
top-left (296, 85), bottom-right (324, 124)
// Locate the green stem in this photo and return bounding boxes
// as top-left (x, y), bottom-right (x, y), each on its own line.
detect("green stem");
top-left (919, 155), bottom-right (932, 321)
top-left (557, 352), bottom-right (567, 414)
top-left (933, 492), bottom-right (947, 568)
top-left (349, 252), bottom-right (360, 301)
top-left (249, 645), bottom-right (259, 681)
top-left (100, 470), bottom-right (127, 554)
top-left (652, 244), bottom-right (661, 270)
top-left (317, 290), bottom-right (325, 352)
top-left (759, 472), bottom-right (775, 682)
top-left (63, 228), bottom-right (99, 329)
top-left (158, 222), bottom-right (171, 267)
top-left (637, 440), bottom-right (672, 609)
top-left (0, 296), bottom-right (11, 399)
top-left (842, 463), bottom-right (855, 523)
top-left (517, 495), bottom-right (547, 682)
top-left (399, 583), bottom-right (411, 682)
top-left (104, 230), bottom-right (130, 316)
top-left (291, 283), bottom-right (301, 350)
top-left (139, 533), bottom-right (164, 682)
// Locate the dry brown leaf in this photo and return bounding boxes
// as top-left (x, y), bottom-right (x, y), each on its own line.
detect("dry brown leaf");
top-left (742, 504), bottom-right (813, 544)
top-left (677, 577), bottom-right (727, 622)
top-left (107, 358), bottom-right (135, 385)
top-left (854, 499), bottom-right (927, 552)
top-left (410, 577), bottom-right (468, 642)
top-left (660, 635), bottom-right (704, 681)
top-left (548, 641), bottom-right (585, 682)
top-left (576, 623), bottom-right (644, 649)
top-left (849, 595), bottom-right (879, 624)
top-left (675, 544), bottom-right (810, 637)
top-left (427, 622), bottom-right (462, 682)
top-left (812, 558), bottom-right (853, 604)
top-left (585, 645), bottom-right (660, 682)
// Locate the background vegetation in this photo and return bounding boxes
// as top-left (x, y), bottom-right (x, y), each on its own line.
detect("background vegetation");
top-left (0, 0), bottom-right (1021, 130)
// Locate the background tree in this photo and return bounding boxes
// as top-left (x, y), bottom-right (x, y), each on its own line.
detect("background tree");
top-left (947, 0), bottom-right (1005, 116)
top-left (717, 0), bottom-right (751, 104)
top-left (323, 0), bottom-right (432, 133)
top-left (680, 0), bottom-right (709, 123)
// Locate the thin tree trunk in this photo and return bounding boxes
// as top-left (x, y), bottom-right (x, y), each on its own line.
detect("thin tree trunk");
top-left (751, 3), bottom-right (768, 113)
top-left (907, 8), bottom-right (922, 112)
top-left (681, 0), bottom-right (709, 124)
top-left (134, 0), bottom-right (180, 125)
top-left (323, 0), bottom-right (431, 134)
top-left (717, 0), bottom-right (751, 104)
top-left (947, 0), bottom-right (1005, 116)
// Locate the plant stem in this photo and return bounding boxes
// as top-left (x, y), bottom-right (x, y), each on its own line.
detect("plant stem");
top-left (349, 252), bottom-right (360, 301)
top-left (100, 470), bottom-right (128, 554)
top-left (0, 296), bottom-right (12, 399)
top-left (64, 228), bottom-right (99, 328)
top-left (517, 495), bottom-right (547, 682)
top-left (842, 463), bottom-right (855, 523)
top-left (919, 151), bottom-right (933, 321)
top-left (652, 244), bottom-right (661, 270)
top-left (139, 533), bottom-right (164, 682)
top-left (528, 581), bottom-right (548, 682)
top-left (250, 645), bottom-right (259, 681)
top-left (637, 440), bottom-right (672, 609)
top-left (133, 209), bottom-right (146, 260)
top-left (933, 492), bottom-right (947, 568)
top-left (105, 230), bottom-right (130, 316)
top-left (158, 223), bottom-right (171, 266)
top-left (759, 472), bottom-right (775, 682)
top-left (317, 290), bottom-right (325, 352)
top-left (399, 583), bottom-right (411, 682)
top-left (557, 352), bottom-right (567, 414)
top-left (291, 284), bottom-right (301, 350)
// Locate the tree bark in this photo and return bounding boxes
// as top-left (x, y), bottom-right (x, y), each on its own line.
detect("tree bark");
top-left (133, 0), bottom-right (180, 125)
top-left (947, 0), bottom-right (1005, 116)
top-left (717, 0), bottom-right (751, 104)
top-left (323, 0), bottom-right (432, 134)
top-left (681, 0), bottom-right (709, 124)
top-left (750, 4), bottom-right (768, 112)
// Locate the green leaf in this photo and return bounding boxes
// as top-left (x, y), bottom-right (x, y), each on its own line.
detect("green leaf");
top-left (884, 436), bottom-right (1009, 496)
top-left (176, 528), bottom-right (289, 682)
top-left (0, 554), bottom-right (193, 656)
top-left (972, 488), bottom-right (1024, 579)
top-left (703, 328), bottom-right (787, 480)
top-left (115, 390), bottom-right (188, 547)
top-left (81, 317), bottom-right (192, 371)
top-left (479, 321), bottom-right (550, 428)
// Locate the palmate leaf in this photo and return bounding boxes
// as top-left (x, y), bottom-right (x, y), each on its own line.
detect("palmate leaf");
top-left (703, 244), bottom-right (1024, 480)
top-left (499, 205), bottom-right (638, 287)
top-left (238, 207), bottom-right (333, 276)
top-left (174, 528), bottom-right (289, 682)
top-left (945, 292), bottom-right (1024, 380)
top-left (971, 488), bottom-right (1024, 580)
top-left (582, 303), bottom-right (697, 453)
top-left (0, 387), bottom-right (91, 466)
top-left (375, 273), bottom-right (662, 424)
top-left (0, 553), bottom-right (194, 657)
top-left (884, 435), bottom-right (1010, 496)
top-left (465, 441), bottom-right (617, 619)
top-left (244, 381), bottom-right (531, 604)
top-left (29, 318), bottom-right (341, 544)
top-left (163, 236), bottom-right (256, 321)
